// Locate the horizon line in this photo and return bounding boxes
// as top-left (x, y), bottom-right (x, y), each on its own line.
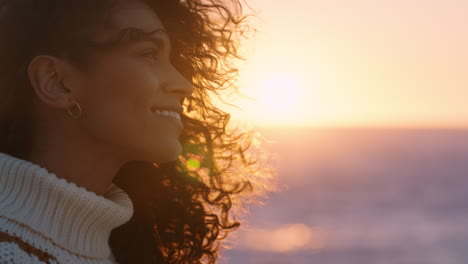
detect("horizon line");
top-left (250, 124), bottom-right (468, 131)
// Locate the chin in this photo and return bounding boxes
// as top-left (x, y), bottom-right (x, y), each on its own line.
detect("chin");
top-left (147, 140), bottom-right (182, 164)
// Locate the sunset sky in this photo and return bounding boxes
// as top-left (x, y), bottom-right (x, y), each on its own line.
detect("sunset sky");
top-left (226, 0), bottom-right (468, 128)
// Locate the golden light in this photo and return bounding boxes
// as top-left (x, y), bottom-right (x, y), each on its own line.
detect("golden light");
top-left (228, 53), bottom-right (332, 127)
top-left (233, 70), bottom-right (309, 126)
top-left (235, 223), bottom-right (327, 252)
top-left (256, 72), bottom-right (301, 114)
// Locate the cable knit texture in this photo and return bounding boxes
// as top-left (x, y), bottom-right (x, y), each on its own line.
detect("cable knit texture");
top-left (0, 152), bottom-right (134, 263)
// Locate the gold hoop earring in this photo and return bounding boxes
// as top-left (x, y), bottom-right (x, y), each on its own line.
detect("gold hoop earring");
top-left (67, 100), bottom-right (82, 119)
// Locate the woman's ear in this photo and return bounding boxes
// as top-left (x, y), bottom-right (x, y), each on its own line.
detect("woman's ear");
top-left (27, 55), bottom-right (74, 109)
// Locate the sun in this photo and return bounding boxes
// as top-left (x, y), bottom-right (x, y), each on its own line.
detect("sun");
top-left (227, 69), bottom-right (310, 127)
top-left (256, 73), bottom-right (301, 114)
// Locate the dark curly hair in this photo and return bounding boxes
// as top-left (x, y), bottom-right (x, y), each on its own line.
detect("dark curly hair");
top-left (0, 0), bottom-right (275, 263)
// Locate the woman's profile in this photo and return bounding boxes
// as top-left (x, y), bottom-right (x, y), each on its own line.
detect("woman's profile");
top-left (0, 0), bottom-right (272, 263)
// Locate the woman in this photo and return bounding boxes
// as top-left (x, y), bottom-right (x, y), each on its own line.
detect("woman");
top-left (0, 0), bottom-right (272, 263)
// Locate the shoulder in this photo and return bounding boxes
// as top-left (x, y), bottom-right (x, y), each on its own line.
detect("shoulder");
top-left (0, 242), bottom-right (52, 264)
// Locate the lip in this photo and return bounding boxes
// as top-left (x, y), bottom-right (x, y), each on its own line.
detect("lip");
top-left (151, 105), bottom-right (183, 115)
top-left (151, 108), bottom-right (184, 130)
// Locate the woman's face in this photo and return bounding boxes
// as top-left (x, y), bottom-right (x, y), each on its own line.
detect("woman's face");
top-left (69, 0), bottom-right (193, 164)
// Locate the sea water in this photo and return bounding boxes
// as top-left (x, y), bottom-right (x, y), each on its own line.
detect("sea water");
top-left (223, 127), bottom-right (468, 264)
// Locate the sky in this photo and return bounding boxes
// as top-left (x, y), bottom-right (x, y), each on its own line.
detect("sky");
top-left (225, 0), bottom-right (468, 128)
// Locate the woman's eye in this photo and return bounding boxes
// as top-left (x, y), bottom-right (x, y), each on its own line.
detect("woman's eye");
top-left (142, 48), bottom-right (160, 60)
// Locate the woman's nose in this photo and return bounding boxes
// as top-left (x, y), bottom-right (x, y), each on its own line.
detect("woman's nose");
top-left (164, 65), bottom-right (194, 100)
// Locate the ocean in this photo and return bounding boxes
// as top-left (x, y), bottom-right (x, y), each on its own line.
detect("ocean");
top-left (222, 127), bottom-right (468, 264)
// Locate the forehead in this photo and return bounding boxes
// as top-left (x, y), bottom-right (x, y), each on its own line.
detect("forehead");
top-left (109, 1), bottom-right (165, 34)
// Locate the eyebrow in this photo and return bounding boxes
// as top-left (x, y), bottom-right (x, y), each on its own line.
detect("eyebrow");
top-left (126, 28), bottom-right (172, 53)
top-left (83, 27), bottom-right (172, 53)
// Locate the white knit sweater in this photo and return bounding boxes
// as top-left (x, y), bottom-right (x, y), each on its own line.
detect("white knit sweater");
top-left (0, 152), bottom-right (134, 263)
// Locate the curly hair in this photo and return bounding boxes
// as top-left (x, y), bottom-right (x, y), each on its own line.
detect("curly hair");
top-left (0, 0), bottom-right (275, 263)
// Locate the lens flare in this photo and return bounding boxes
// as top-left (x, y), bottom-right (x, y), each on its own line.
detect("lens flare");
top-left (186, 158), bottom-right (201, 171)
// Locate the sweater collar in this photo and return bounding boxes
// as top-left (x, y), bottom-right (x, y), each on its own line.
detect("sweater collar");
top-left (0, 152), bottom-right (134, 259)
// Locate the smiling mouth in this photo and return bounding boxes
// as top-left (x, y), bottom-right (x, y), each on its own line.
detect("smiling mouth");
top-left (152, 109), bottom-right (184, 130)
top-left (152, 109), bottom-right (181, 120)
